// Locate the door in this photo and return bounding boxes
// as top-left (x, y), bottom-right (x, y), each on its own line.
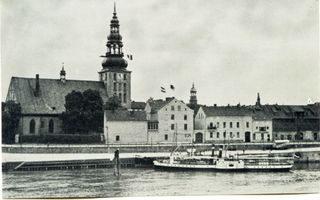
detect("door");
top-left (245, 132), bottom-right (251, 142)
top-left (195, 132), bottom-right (203, 143)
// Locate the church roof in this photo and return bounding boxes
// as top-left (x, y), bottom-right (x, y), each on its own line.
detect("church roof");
top-left (131, 101), bottom-right (146, 110)
top-left (8, 77), bottom-right (108, 115)
top-left (105, 110), bottom-right (147, 121)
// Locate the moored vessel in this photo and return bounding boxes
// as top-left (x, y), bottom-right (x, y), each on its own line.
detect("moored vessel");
top-left (153, 145), bottom-right (295, 172)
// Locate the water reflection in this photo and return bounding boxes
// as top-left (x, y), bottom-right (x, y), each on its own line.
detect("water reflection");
top-left (2, 163), bottom-right (320, 198)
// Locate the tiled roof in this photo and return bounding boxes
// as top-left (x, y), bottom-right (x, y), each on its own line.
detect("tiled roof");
top-left (273, 118), bottom-right (320, 132)
top-left (148, 98), bottom-right (174, 113)
top-left (202, 106), bottom-right (252, 117)
top-left (8, 77), bottom-right (108, 114)
top-left (105, 110), bottom-right (147, 121)
top-left (131, 101), bottom-right (146, 110)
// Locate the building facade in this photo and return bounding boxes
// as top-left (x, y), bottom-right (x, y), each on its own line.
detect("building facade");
top-left (104, 110), bottom-right (147, 144)
top-left (194, 106), bottom-right (253, 143)
top-left (145, 97), bottom-right (194, 144)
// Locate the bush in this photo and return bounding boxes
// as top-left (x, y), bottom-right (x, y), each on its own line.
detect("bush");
top-left (20, 134), bottom-right (104, 144)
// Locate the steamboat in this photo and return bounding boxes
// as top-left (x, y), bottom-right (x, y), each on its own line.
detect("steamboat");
top-left (153, 145), bottom-right (295, 172)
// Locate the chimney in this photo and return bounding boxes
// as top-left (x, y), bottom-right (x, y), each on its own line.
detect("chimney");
top-left (214, 104), bottom-right (217, 107)
top-left (34, 74), bottom-right (40, 97)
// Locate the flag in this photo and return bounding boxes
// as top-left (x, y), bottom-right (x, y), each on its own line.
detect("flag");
top-left (170, 84), bottom-right (175, 90)
top-left (161, 87), bottom-right (166, 93)
top-left (127, 54), bottom-right (133, 60)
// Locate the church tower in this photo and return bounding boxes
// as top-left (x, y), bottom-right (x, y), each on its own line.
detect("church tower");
top-left (189, 83), bottom-right (198, 106)
top-left (99, 3), bottom-right (131, 108)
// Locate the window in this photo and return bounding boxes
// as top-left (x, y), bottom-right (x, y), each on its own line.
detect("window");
top-left (171, 124), bottom-right (175, 130)
top-left (148, 122), bottom-right (158, 130)
top-left (114, 73), bottom-right (117, 80)
top-left (164, 134), bottom-right (168, 140)
top-left (230, 132), bottom-right (233, 138)
top-left (184, 124), bottom-right (188, 130)
top-left (178, 105), bottom-right (181, 111)
top-left (266, 126), bottom-right (269, 130)
top-left (113, 82), bottom-right (117, 91)
top-left (256, 127), bottom-right (258, 130)
top-left (223, 131), bottom-right (226, 138)
top-left (223, 122), bottom-right (226, 128)
top-left (123, 93), bottom-right (127, 103)
top-left (287, 135), bottom-right (292, 140)
top-left (123, 74), bottom-right (127, 80)
top-left (267, 134), bottom-right (270, 141)
top-left (123, 83), bottom-right (126, 92)
top-left (49, 119), bottom-right (54, 133)
top-left (171, 115), bottom-right (174, 120)
top-left (29, 119), bottom-right (35, 134)
top-left (261, 133), bottom-right (264, 140)
top-left (116, 135), bottom-right (120, 141)
top-left (217, 132), bottom-right (220, 138)
top-left (184, 115), bottom-right (187, 120)
top-left (40, 121), bottom-right (44, 128)
top-left (259, 127), bottom-right (266, 132)
top-left (275, 134), bottom-right (278, 138)
top-left (119, 83), bottom-right (122, 91)
top-left (230, 122), bottom-right (233, 128)
top-left (119, 93), bottom-right (122, 102)
top-left (210, 122), bottom-right (213, 127)
top-left (246, 122), bottom-right (249, 128)
top-left (236, 122), bottom-right (239, 128)
top-left (253, 133), bottom-right (256, 140)
top-left (280, 135), bottom-right (284, 140)
top-left (171, 106), bottom-right (174, 111)
top-left (237, 132), bottom-right (240, 138)
top-left (210, 132), bottom-right (213, 138)
top-left (217, 122), bottom-right (219, 128)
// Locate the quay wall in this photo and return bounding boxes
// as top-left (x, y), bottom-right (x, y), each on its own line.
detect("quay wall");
top-left (3, 142), bottom-right (320, 154)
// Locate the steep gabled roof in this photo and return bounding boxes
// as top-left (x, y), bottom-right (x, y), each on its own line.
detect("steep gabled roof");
top-left (105, 110), bottom-right (147, 121)
top-left (8, 77), bottom-right (108, 114)
top-left (148, 98), bottom-right (174, 113)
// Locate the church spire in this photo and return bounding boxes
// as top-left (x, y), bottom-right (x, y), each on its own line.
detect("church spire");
top-left (101, 2), bottom-right (128, 69)
top-left (255, 92), bottom-right (261, 107)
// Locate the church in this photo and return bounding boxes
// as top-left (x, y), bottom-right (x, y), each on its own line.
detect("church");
top-left (5, 4), bottom-right (135, 141)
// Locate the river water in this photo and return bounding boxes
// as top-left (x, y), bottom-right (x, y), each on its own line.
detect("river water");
top-left (2, 163), bottom-right (320, 198)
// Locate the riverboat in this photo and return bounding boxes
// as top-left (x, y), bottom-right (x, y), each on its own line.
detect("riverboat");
top-left (153, 146), bottom-right (295, 172)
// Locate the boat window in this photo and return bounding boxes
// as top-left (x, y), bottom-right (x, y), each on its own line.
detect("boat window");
top-left (229, 164), bottom-right (234, 167)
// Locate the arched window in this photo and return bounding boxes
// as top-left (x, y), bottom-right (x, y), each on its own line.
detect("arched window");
top-left (49, 119), bottom-right (54, 133)
top-left (29, 119), bottom-right (35, 134)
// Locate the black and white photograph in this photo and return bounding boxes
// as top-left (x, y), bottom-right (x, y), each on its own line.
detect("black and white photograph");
top-left (1, 0), bottom-right (319, 199)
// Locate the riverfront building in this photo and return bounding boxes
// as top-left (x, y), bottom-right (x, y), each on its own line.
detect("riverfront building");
top-left (145, 97), bottom-right (194, 143)
top-left (193, 93), bottom-right (319, 143)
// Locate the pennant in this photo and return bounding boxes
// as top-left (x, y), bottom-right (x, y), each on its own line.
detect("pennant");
top-left (161, 87), bottom-right (166, 93)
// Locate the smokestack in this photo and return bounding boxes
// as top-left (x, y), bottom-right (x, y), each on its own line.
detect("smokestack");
top-left (34, 74), bottom-right (40, 97)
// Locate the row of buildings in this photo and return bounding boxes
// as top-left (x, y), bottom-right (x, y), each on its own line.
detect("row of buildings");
top-left (5, 5), bottom-right (320, 144)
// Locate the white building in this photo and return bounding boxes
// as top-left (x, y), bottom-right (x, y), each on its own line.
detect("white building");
top-left (104, 110), bottom-right (148, 144)
top-left (194, 106), bottom-right (253, 143)
top-left (145, 97), bottom-right (194, 144)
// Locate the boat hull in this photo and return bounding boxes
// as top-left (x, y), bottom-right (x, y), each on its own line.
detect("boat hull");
top-left (153, 161), bottom-right (293, 172)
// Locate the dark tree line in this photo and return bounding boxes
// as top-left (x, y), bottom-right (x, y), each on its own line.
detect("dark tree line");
top-left (2, 101), bottom-right (21, 144)
top-left (60, 89), bottom-right (104, 134)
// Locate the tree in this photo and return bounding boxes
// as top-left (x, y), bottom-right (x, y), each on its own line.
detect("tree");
top-left (60, 90), bottom-right (103, 134)
top-left (2, 101), bottom-right (21, 144)
top-left (105, 95), bottom-right (121, 113)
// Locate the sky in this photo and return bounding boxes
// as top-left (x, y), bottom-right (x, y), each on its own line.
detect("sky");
top-left (1, 0), bottom-right (319, 106)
